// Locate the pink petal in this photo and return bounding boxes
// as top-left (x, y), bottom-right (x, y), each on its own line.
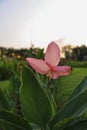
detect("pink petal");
top-left (45, 41), bottom-right (60, 66)
top-left (53, 66), bottom-right (71, 76)
top-left (52, 72), bottom-right (59, 79)
top-left (26, 58), bottom-right (50, 74)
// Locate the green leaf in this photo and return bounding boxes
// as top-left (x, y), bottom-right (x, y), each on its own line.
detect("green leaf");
top-left (52, 116), bottom-right (87, 130)
top-left (50, 90), bottom-right (87, 128)
top-left (36, 72), bottom-right (56, 117)
top-left (63, 119), bottom-right (87, 130)
top-left (69, 76), bottom-right (87, 99)
top-left (0, 109), bottom-right (32, 130)
top-left (20, 66), bottom-right (52, 129)
top-left (0, 88), bottom-right (10, 110)
top-left (52, 116), bottom-right (81, 130)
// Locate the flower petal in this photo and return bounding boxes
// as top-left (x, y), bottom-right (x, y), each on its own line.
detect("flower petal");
top-left (45, 41), bottom-right (60, 66)
top-left (26, 58), bottom-right (50, 74)
top-left (53, 66), bottom-right (71, 76)
top-left (52, 72), bottom-right (59, 79)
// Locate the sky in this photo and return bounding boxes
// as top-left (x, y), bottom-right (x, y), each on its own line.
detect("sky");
top-left (0, 0), bottom-right (87, 49)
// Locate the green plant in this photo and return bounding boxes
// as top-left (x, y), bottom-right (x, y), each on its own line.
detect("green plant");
top-left (20, 66), bottom-right (87, 130)
top-left (0, 59), bottom-right (22, 80)
top-left (0, 41), bottom-right (87, 130)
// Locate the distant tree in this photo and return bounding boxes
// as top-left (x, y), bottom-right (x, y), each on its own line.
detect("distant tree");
top-left (79, 45), bottom-right (87, 61)
top-left (72, 44), bottom-right (87, 61)
top-left (72, 46), bottom-right (80, 60)
top-left (62, 45), bottom-right (73, 60)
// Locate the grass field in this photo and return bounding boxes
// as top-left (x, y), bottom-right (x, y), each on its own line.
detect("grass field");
top-left (0, 68), bottom-right (87, 110)
top-left (56, 68), bottom-right (87, 110)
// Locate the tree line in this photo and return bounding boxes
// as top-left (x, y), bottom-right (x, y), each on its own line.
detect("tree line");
top-left (0, 44), bottom-right (87, 61)
top-left (62, 44), bottom-right (87, 61)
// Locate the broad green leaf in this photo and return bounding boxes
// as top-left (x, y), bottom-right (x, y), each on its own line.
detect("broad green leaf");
top-left (52, 116), bottom-right (81, 130)
top-left (36, 72), bottom-right (56, 117)
top-left (52, 116), bottom-right (87, 130)
top-left (69, 76), bottom-right (87, 99)
top-left (51, 90), bottom-right (87, 128)
top-left (0, 109), bottom-right (32, 130)
top-left (20, 67), bottom-right (52, 128)
top-left (63, 119), bottom-right (87, 130)
top-left (0, 88), bottom-right (10, 110)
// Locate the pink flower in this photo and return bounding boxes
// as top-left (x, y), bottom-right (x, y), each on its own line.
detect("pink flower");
top-left (26, 41), bottom-right (71, 79)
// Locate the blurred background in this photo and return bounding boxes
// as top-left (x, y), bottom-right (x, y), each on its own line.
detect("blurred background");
top-left (0, 0), bottom-right (87, 113)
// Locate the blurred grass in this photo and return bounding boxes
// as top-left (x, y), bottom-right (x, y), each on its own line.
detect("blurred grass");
top-left (54, 68), bottom-right (87, 110)
top-left (66, 61), bottom-right (87, 67)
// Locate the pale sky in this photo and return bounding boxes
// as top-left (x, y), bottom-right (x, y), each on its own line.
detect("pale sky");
top-left (0, 0), bottom-right (87, 49)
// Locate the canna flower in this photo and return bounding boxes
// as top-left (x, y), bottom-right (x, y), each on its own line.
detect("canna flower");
top-left (26, 41), bottom-right (71, 79)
